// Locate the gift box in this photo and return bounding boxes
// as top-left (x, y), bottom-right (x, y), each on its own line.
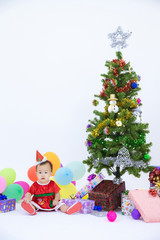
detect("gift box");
top-left (0, 199), bottom-right (16, 213)
top-left (75, 173), bottom-right (104, 198)
top-left (88, 180), bottom-right (125, 211)
top-left (62, 198), bottom-right (95, 214)
top-left (121, 191), bottom-right (135, 215)
top-left (149, 166), bottom-right (160, 187)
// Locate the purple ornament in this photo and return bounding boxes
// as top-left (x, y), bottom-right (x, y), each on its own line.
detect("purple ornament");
top-left (87, 140), bottom-right (92, 147)
top-left (87, 173), bottom-right (96, 181)
top-left (131, 209), bottom-right (141, 220)
top-left (137, 75), bottom-right (141, 81)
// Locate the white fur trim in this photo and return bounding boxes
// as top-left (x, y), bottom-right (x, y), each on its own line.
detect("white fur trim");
top-left (31, 200), bottom-right (65, 211)
top-left (36, 156), bottom-right (47, 165)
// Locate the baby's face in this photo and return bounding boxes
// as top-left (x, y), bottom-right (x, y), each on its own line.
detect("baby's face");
top-left (36, 163), bottom-right (53, 184)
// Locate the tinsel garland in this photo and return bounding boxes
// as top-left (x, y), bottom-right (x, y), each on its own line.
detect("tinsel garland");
top-left (115, 132), bottom-right (146, 147)
top-left (91, 109), bottom-right (132, 137)
top-left (93, 147), bottom-right (148, 169)
top-left (117, 98), bottom-right (137, 109)
top-left (100, 79), bottom-right (137, 98)
top-left (115, 79), bottom-right (137, 93)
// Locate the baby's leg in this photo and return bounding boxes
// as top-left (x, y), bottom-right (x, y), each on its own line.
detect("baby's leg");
top-left (60, 202), bottom-right (82, 215)
top-left (21, 201), bottom-right (36, 215)
top-left (59, 204), bottom-right (68, 213)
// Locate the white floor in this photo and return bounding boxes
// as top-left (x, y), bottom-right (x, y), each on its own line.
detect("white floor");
top-left (0, 203), bottom-right (160, 240)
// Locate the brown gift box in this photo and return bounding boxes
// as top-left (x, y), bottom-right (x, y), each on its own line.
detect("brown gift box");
top-left (88, 180), bottom-right (125, 211)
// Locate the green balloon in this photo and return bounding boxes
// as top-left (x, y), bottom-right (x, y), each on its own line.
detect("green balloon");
top-left (66, 161), bottom-right (86, 181)
top-left (3, 184), bottom-right (23, 202)
top-left (0, 168), bottom-right (16, 186)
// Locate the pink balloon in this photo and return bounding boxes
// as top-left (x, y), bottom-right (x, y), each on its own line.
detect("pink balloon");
top-left (14, 181), bottom-right (30, 199)
top-left (0, 176), bottom-right (7, 193)
top-left (72, 181), bottom-right (76, 186)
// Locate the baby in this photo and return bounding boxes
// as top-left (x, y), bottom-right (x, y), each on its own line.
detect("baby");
top-left (21, 151), bottom-right (82, 215)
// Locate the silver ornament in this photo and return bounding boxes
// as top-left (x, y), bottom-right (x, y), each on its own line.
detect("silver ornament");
top-left (115, 147), bottom-right (133, 168)
top-left (108, 26), bottom-right (132, 50)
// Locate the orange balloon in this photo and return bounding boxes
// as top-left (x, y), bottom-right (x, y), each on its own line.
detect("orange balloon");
top-left (27, 165), bottom-right (38, 182)
top-left (43, 152), bottom-right (61, 176)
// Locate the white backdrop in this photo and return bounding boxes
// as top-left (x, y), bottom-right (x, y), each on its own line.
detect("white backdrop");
top-left (0, 0), bottom-right (160, 191)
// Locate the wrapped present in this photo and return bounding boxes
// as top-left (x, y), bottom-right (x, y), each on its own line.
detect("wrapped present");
top-left (149, 166), bottom-right (160, 187)
top-left (0, 198), bottom-right (16, 213)
top-left (121, 190), bottom-right (135, 215)
top-left (75, 173), bottom-right (104, 198)
top-left (88, 180), bottom-right (125, 211)
top-left (62, 198), bottom-right (95, 214)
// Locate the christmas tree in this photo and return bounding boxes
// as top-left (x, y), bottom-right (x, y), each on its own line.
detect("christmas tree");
top-left (83, 27), bottom-right (152, 184)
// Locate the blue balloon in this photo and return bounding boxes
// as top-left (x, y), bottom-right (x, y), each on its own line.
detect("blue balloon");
top-left (55, 167), bottom-right (73, 185)
top-left (66, 161), bottom-right (86, 181)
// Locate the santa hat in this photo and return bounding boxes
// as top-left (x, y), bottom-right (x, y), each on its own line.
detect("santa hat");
top-left (36, 150), bottom-right (47, 165)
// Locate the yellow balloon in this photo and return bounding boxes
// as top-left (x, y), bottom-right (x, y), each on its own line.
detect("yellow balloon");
top-left (50, 177), bottom-right (77, 199)
top-left (43, 152), bottom-right (61, 176)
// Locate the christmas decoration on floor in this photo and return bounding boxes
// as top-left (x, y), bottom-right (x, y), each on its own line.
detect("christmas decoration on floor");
top-left (83, 26), bottom-right (152, 185)
top-left (88, 180), bottom-right (125, 211)
top-left (121, 190), bottom-right (135, 216)
top-left (129, 189), bottom-right (160, 223)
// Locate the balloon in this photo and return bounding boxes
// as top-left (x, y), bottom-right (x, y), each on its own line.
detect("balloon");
top-left (50, 177), bottom-right (77, 199)
top-left (0, 168), bottom-right (16, 186)
top-left (27, 166), bottom-right (38, 182)
top-left (43, 152), bottom-right (61, 176)
top-left (0, 176), bottom-right (7, 193)
top-left (71, 181), bottom-right (76, 186)
top-left (3, 184), bottom-right (24, 202)
top-left (14, 181), bottom-right (30, 199)
top-left (55, 167), bottom-right (73, 185)
top-left (66, 162), bottom-right (86, 181)
top-left (60, 163), bottom-right (63, 167)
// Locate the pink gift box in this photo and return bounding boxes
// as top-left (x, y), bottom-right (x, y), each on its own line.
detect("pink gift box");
top-left (62, 199), bottom-right (95, 214)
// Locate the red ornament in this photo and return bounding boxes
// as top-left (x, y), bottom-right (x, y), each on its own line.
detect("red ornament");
top-left (104, 126), bottom-right (109, 135)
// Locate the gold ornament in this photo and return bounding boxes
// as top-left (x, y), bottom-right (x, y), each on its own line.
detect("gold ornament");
top-left (155, 181), bottom-right (160, 190)
top-left (116, 120), bottom-right (122, 127)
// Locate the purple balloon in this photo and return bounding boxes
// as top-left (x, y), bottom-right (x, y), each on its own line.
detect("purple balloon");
top-left (60, 163), bottom-right (63, 167)
top-left (14, 181), bottom-right (30, 199)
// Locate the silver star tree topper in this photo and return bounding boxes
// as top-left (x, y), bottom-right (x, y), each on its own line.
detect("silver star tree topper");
top-left (108, 26), bottom-right (132, 50)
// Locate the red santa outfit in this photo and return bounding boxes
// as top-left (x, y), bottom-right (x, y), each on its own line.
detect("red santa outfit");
top-left (28, 180), bottom-right (64, 211)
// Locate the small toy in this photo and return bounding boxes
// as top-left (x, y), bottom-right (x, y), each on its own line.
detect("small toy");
top-left (93, 205), bottom-right (102, 211)
top-left (131, 209), bottom-right (141, 220)
top-left (107, 211), bottom-right (117, 222)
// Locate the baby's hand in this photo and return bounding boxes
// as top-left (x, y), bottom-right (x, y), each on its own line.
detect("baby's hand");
top-left (24, 193), bottom-right (31, 203)
top-left (52, 199), bottom-right (59, 206)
